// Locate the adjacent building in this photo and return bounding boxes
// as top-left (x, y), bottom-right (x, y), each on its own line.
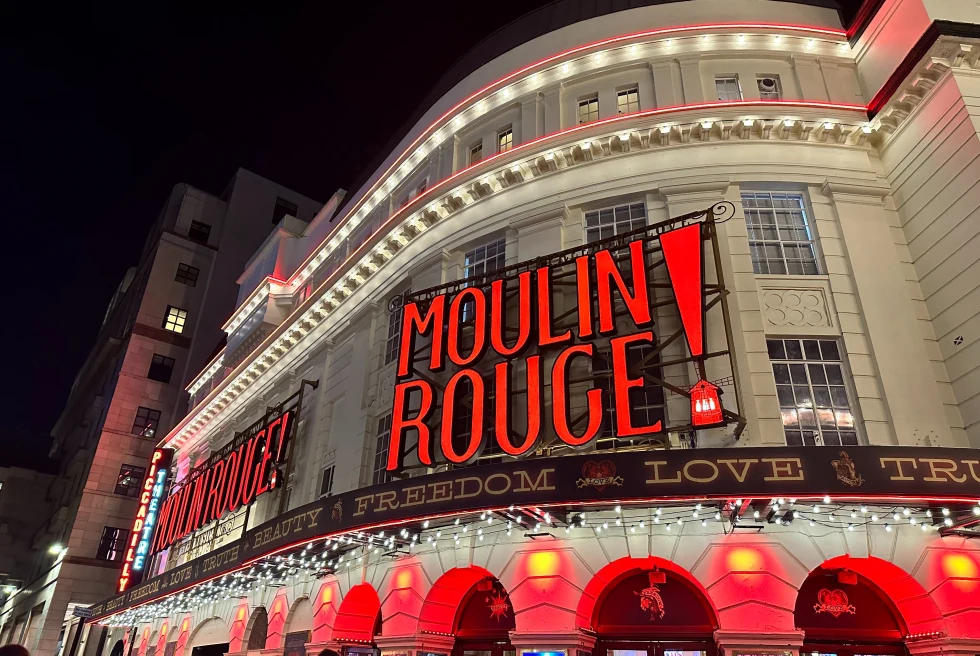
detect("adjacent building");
top-left (48, 3), bottom-right (980, 656)
top-left (0, 170), bottom-right (321, 656)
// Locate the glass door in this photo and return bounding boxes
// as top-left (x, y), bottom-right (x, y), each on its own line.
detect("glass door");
top-left (455, 639), bottom-right (515, 656)
top-left (599, 639), bottom-right (714, 656)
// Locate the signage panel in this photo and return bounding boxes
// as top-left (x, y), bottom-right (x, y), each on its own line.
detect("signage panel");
top-left (118, 447), bottom-right (173, 592)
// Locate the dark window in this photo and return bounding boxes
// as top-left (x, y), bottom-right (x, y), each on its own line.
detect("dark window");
top-left (272, 197), bottom-right (299, 224)
top-left (768, 338), bottom-right (857, 447)
top-left (742, 192), bottom-right (819, 274)
top-left (593, 340), bottom-right (665, 447)
top-left (114, 464), bottom-right (146, 497)
top-left (373, 415), bottom-right (393, 485)
top-left (163, 306), bottom-right (187, 333)
top-left (132, 406), bottom-right (161, 437)
top-left (175, 263), bottom-right (199, 287)
top-left (187, 221), bottom-right (211, 245)
top-left (96, 527), bottom-right (129, 561)
top-left (147, 354), bottom-right (175, 383)
top-left (585, 202), bottom-right (646, 243)
top-left (384, 293), bottom-right (409, 366)
top-left (319, 465), bottom-right (335, 497)
top-left (417, 179), bottom-right (427, 196)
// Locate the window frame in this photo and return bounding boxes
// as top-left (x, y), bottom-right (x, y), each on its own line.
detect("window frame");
top-left (132, 406), bottom-right (162, 437)
top-left (584, 201), bottom-right (647, 243)
top-left (384, 290), bottom-right (410, 366)
top-left (741, 190), bottom-right (821, 275)
top-left (616, 87), bottom-right (640, 114)
top-left (463, 237), bottom-right (507, 280)
top-left (114, 464), bottom-right (146, 497)
top-left (578, 95), bottom-right (599, 124)
top-left (174, 263), bottom-right (199, 287)
top-left (96, 526), bottom-right (129, 562)
top-left (715, 75), bottom-right (743, 102)
top-left (497, 127), bottom-right (513, 153)
top-left (147, 353), bottom-right (176, 384)
top-left (187, 220), bottom-right (211, 245)
top-left (163, 305), bottom-right (188, 333)
top-left (767, 337), bottom-right (860, 447)
top-left (372, 415), bottom-right (393, 485)
top-left (469, 141), bottom-right (484, 166)
top-left (319, 464), bottom-right (335, 498)
top-left (272, 196), bottom-right (299, 224)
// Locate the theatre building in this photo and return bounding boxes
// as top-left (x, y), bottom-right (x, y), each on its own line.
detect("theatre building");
top-left (78, 3), bottom-right (980, 656)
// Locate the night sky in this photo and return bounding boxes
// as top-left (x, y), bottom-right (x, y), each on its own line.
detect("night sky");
top-left (3, 0), bottom-right (858, 468)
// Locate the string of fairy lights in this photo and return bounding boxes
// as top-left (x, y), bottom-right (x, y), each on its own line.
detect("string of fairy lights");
top-left (101, 498), bottom-right (980, 627)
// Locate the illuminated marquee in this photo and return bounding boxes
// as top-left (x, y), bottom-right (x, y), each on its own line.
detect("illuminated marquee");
top-left (387, 209), bottom-right (739, 473)
top-left (118, 448), bottom-right (173, 592)
top-left (148, 407), bottom-right (296, 556)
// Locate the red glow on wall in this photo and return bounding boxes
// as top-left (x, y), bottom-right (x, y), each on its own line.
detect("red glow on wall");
top-left (155, 622), bottom-right (168, 656)
top-left (266, 590), bottom-right (290, 649)
top-left (175, 617), bottom-right (191, 656)
top-left (313, 580), bottom-right (341, 643)
top-left (418, 566), bottom-right (494, 635)
top-left (138, 627), bottom-right (149, 656)
top-left (526, 551), bottom-right (561, 579)
top-left (726, 546), bottom-right (764, 571)
top-left (333, 583), bottom-right (382, 643)
top-left (228, 603), bottom-right (248, 653)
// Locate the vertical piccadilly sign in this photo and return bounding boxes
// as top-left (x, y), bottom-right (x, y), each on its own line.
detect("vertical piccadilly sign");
top-left (386, 209), bottom-right (739, 473)
top-left (118, 447), bottom-right (173, 592)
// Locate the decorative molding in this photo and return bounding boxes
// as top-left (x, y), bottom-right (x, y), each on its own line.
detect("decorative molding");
top-left (757, 278), bottom-right (837, 336)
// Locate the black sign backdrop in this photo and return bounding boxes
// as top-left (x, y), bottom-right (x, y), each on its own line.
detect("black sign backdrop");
top-left (88, 446), bottom-right (980, 620)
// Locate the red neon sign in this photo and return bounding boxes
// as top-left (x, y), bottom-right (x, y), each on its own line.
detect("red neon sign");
top-left (387, 223), bottom-right (721, 472)
top-left (118, 447), bottom-right (173, 592)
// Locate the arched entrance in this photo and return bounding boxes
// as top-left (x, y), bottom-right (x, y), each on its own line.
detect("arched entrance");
top-left (795, 566), bottom-right (908, 656)
top-left (187, 617), bottom-right (230, 656)
top-left (333, 583), bottom-right (382, 656)
top-left (450, 575), bottom-right (515, 656)
top-left (108, 640), bottom-right (125, 656)
top-left (585, 559), bottom-right (718, 656)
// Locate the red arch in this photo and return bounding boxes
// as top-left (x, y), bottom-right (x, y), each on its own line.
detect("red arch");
top-left (334, 583), bottom-right (382, 643)
top-left (575, 556), bottom-right (719, 631)
top-left (817, 556), bottom-right (946, 636)
top-left (417, 566), bottom-right (494, 634)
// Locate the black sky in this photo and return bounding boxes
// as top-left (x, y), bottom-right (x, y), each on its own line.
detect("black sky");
top-left (1, 0), bottom-right (557, 466)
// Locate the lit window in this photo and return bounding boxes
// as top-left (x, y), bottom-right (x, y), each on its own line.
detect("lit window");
top-left (272, 197), bottom-right (298, 224)
top-left (741, 192), bottom-right (819, 274)
top-left (175, 263), bottom-right (199, 287)
top-left (584, 202), bottom-right (646, 243)
top-left (373, 415), bottom-right (393, 485)
top-left (147, 354), bottom-right (175, 384)
top-left (617, 87), bottom-right (639, 114)
top-left (114, 464), bottom-right (146, 497)
top-left (319, 465), bottom-right (335, 498)
top-left (132, 406), bottom-right (161, 437)
top-left (497, 128), bottom-right (513, 153)
top-left (593, 341), bottom-right (665, 447)
top-left (384, 291), bottom-right (409, 366)
top-left (163, 306), bottom-right (187, 333)
top-left (464, 238), bottom-right (506, 279)
top-left (757, 75), bottom-right (781, 100)
top-left (768, 338), bottom-right (857, 447)
top-left (187, 220), bottom-right (211, 245)
top-left (578, 96), bottom-right (599, 124)
top-left (96, 527), bottom-right (129, 561)
top-left (715, 75), bottom-right (742, 101)
top-left (469, 142), bottom-right (483, 166)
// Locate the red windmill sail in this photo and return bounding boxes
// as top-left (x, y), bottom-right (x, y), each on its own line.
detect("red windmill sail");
top-left (660, 223), bottom-right (704, 358)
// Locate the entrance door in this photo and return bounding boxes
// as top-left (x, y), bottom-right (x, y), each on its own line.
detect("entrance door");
top-left (599, 639), bottom-right (716, 656)
top-left (453, 638), bottom-right (515, 656)
top-left (802, 642), bottom-right (908, 656)
top-left (190, 642), bottom-right (230, 656)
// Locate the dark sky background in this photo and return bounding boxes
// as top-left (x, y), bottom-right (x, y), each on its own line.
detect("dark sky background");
top-left (2, 0), bottom-right (557, 467)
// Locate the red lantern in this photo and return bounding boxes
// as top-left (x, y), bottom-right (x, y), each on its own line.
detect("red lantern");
top-left (691, 379), bottom-right (723, 426)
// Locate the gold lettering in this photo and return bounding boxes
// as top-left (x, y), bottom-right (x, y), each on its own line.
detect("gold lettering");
top-left (484, 473), bottom-right (512, 495)
top-left (963, 460), bottom-right (980, 483)
top-left (354, 494), bottom-right (374, 517)
top-left (645, 461), bottom-right (682, 484)
top-left (762, 458), bottom-right (804, 481)
top-left (718, 458), bottom-right (759, 483)
top-left (513, 469), bottom-right (555, 492)
top-left (879, 457), bottom-right (917, 481)
top-left (402, 485), bottom-right (426, 507)
top-left (375, 491), bottom-right (400, 511)
top-left (428, 481), bottom-right (453, 502)
top-left (683, 459), bottom-right (720, 483)
top-left (456, 477), bottom-right (483, 499)
top-left (306, 508), bottom-right (321, 527)
top-left (920, 458), bottom-right (967, 483)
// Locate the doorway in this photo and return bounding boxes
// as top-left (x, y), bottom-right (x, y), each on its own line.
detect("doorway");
top-left (190, 642), bottom-right (229, 656)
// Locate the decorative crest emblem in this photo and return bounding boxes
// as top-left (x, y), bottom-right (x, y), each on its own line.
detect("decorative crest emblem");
top-left (814, 588), bottom-right (857, 618)
top-left (635, 583), bottom-right (665, 620)
top-left (331, 499), bottom-right (343, 522)
top-left (576, 460), bottom-right (624, 490)
top-left (831, 451), bottom-right (864, 487)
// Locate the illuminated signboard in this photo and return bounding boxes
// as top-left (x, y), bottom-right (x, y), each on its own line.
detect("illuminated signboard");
top-left (148, 405), bottom-right (296, 556)
top-left (118, 447), bottom-right (173, 592)
top-left (387, 214), bottom-right (736, 472)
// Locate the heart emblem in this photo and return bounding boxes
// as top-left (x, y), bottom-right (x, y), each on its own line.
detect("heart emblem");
top-left (577, 460), bottom-right (621, 491)
top-left (814, 588), bottom-right (856, 618)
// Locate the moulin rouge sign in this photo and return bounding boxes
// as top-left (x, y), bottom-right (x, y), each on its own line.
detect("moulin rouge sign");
top-left (386, 221), bottom-right (725, 472)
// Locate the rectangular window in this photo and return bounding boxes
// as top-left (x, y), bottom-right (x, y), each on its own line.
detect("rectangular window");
top-left (469, 142), bottom-right (483, 166)
top-left (96, 527), bottom-right (129, 561)
top-left (272, 197), bottom-right (299, 224)
top-left (417, 179), bottom-right (427, 196)
top-left (715, 75), bottom-right (742, 101)
top-left (147, 354), bottom-right (175, 384)
top-left (384, 293), bottom-right (409, 365)
top-left (578, 96), bottom-right (599, 124)
top-left (464, 238), bottom-right (506, 279)
top-left (584, 202), bottom-right (646, 243)
top-left (757, 75), bottom-right (782, 100)
top-left (593, 341), bottom-right (665, 446)
top-left (617, 87), bottom-right (639, 114)
top-left (174, 263), bottom-right (199, 287)
top-left (187, 220), bottom-right (211, 245)
top-left (114, 464), bottom-right (146, 497)
top-left (132, 406), bottom-right (162, 437)
top-left (497, 128), bottom-right (513, 153)
top-left (741, 192), bottom-right (819, 274)
top-left (373, 415), bottom-right (393, 485)
top-left (163, 306), bottom-right (188, 333)
top-left (768, 338), bottom-right (857, 447)
top-left (319, 465), bottom-right (335, 498)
